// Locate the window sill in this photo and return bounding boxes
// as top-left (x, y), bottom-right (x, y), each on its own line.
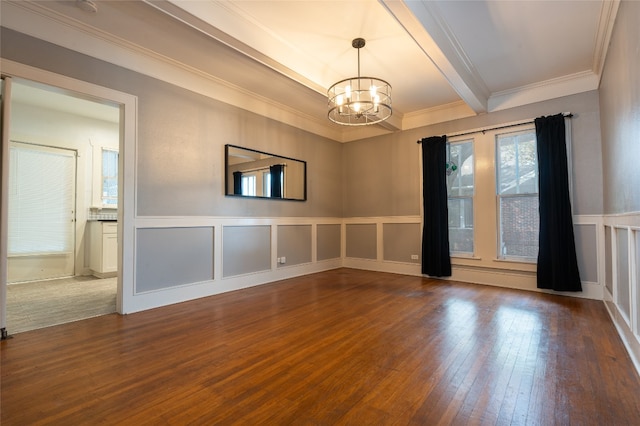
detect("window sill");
top-left (451, 254), bottom-right (481, 261)
top-left (451, 256), bottom-right (537, 274)
top-left (493, 257), bottom-right (536, 265)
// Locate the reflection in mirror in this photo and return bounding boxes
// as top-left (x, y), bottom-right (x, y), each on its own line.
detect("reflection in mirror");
top-left (225, 145), bottom-right (307, 201)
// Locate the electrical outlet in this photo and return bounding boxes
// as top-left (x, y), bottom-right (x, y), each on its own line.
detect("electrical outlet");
top-left (280, 256), bottom-right (286, 264)
top-left (411, 254), bottom-right (419, 260)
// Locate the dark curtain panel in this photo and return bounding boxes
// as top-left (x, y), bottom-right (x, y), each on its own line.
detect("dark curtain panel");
top-left (421, 136), bottom-right (452, 277)
top-left (535, 114), bottom-right (582, 291)
top-left (233, 171), bottom-right (242, 195)
top-left (270, 164), bottom-right (283, 198)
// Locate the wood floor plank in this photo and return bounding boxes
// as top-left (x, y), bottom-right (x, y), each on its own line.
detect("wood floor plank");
top-left (2, 268), bottom-right (640, 425)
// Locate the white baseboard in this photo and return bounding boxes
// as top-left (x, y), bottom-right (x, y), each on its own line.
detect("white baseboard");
top-left (343, 258), bottom-right (603, 300)
top-left (604, 298), bottom-right (640, 378)
top-left (343, 258), bottom-right (422, 277)
top-left (124, 259), bottom-right (342, 314)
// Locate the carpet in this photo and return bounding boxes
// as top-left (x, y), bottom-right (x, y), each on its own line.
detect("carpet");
top-left (6, 276), bottom-right (117, 334)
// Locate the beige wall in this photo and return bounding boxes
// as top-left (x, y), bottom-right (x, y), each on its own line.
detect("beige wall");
top-left (0, 28), bottom-right (343, 219)
top-left (599, 0), bottom-right (640, 214)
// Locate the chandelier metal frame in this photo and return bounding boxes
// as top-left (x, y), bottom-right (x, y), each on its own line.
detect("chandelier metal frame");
top-left (327, 38), bottom-right (392, 126)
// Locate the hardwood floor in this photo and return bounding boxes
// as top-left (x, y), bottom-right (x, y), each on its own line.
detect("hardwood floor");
top-left (2, 268), bottom-right (639, 425)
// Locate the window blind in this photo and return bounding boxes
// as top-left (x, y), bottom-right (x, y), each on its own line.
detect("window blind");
top-left (8, 143), bottom-right (75, 255)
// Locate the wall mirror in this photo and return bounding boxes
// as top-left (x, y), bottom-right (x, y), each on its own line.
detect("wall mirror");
top-left (225, 145), bottom-right (307, 201)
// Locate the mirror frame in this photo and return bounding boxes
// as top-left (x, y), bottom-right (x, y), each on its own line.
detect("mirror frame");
top-left (224, 144), bottom-right (307, 201)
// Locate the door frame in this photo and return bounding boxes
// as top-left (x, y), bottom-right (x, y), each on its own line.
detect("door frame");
top-left (1, 60), bottom-right (138, 333)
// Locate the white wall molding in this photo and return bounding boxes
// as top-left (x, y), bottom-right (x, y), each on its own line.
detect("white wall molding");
top-left (1, 1), bottom-right (342, 142)
top-left (603, 211), bottom-right (640, 227)
top-left (600, 211), bottom-right (640, 377)
top-left (592, 0), bottom-right (621, 82)
top-left (126, 257), bottom-right (342, 314)
top-left (342, 214), bottom-right (605, 299)
top-left (3, 0), bottom-right (613, 142)
top-left (605, 297), bottom-right (640, 379)
top-left (127, 216), bottom-right (343, 313)
top-left (343, 258), bottom-right (422, 277)
top-left (488, 71), bottom-right (600, 112)
top-left (402, 101), bottom-right (477, 131)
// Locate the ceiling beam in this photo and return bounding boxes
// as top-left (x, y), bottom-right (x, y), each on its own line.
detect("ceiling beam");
top-left (381, 0), bottom-right (489, 114)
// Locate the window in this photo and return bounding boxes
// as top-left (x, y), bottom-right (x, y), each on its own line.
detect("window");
top-left (441, 121), bottom-right (569, 272)
top-left (496, 130), bottom-right (539, 260)
top-left (446, 140), bottom-right (474, 255)
top-left (263, 171), bottom-right (271, 197)
top-left (241, 174), bottom-right (257, 196)
top-left (102, 149), bottom-right (118, 206)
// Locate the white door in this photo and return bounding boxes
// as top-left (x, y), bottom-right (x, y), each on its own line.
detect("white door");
top-left (8, 141), bottom-right (76, 282)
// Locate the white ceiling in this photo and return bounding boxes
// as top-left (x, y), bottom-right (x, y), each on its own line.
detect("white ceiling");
top-left (2, 0), bottom-right (618, 141)
top-left (150, 0), bottom-right (615, 129)
top-left (10, 80), bottom-right (120, 124)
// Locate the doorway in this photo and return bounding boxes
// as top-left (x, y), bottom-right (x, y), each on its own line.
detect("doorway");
top-left (3, 78), bottom-right (120, 333)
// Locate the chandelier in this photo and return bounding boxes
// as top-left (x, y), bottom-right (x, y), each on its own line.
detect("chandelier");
top-left (327, 38), bottom-right (392, 126)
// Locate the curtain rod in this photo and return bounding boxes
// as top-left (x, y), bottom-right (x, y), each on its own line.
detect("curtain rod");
top-left (417, 112), bottom-right (573, 143)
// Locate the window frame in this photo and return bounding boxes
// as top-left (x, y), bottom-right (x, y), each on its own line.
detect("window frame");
top-left (446, 138), bottom-right (475, 257)
top-left (495, 128), bottom-right (539, 263)
top-left (444, 123), bottom-right (543, 273)
top-left (101, 148), bottom-right (119, 207)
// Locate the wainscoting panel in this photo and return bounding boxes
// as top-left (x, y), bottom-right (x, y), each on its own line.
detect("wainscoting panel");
top-left (223, 225), bottom-right (271, 278)
top-left (617, 227), bottom-right (631, 323)
top-left (129, 212), bottom-right (640, 376)
top-left (317, 224), bottom-right (341, 261)
top-left (126, 217), bottom-right (341, 313)
top-left (383, 223), bottom-right (421, 264)
top-left (343, 216), bottom-right (604, 300)
top-left (277, 225), bottom-right (312, 267)
top-left (635, 233), bottom-right (640, 337)
top-left (135, 227), bottom-right (214, 293)
top-left (345, 223), bottom-right (377, 260)
top-left (602, 213), bottom-right (640, 375)
top-left (605, 225), bottom-right (614, 295)
top-left (343, 217), bottom-right (423, 276)
top-left (574, 223), bottom-right (598, 283)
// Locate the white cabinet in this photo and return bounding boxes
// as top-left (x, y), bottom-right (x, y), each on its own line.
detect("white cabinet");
top-left (90, 221), bottom-right (118, 278)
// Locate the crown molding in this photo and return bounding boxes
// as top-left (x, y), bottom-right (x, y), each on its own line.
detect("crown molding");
top-left (2, 0), bottom-right (613, 143)
top-left (0, 0), bottom-right (343, 142)
top-left (488, 70), bottom-right (600, 112)
top-left (144, 0), bottom-right (328, 96)
top-left (592, 0), bottom-right (620, 84)
top-left (402, 101), bottom-right (476, 131)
